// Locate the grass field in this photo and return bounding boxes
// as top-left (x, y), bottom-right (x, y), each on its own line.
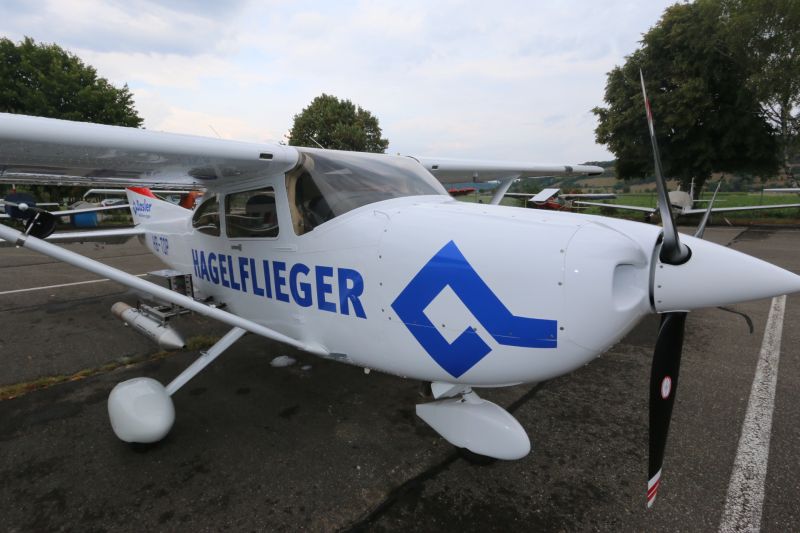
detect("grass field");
top-left (457, 191), bottom-right (800, 225)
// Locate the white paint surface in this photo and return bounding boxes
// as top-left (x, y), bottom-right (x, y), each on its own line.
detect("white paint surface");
top-left (719, 295), bottom-right (786, 533)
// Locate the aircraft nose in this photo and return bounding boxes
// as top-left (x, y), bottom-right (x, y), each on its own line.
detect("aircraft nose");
top-left (653, 234), bottom-right (800, 312)
top-left (561, 222), bottom-right (653, 352)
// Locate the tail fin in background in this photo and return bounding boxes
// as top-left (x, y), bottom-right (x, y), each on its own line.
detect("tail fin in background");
top-left (125, 187), bottom-right (189, 226)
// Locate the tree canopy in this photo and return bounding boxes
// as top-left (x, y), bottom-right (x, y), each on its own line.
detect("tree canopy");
top-left (722, 0), bottom-right (800, 177)
top-left (593, 0), bottom-right (790, 189)
top-left (288, 94), bottom-right (389, 153)
top-left (0, 37), bottom-right (142, 127)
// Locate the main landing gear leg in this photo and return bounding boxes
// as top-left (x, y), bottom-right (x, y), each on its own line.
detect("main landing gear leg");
top-left (416, 383), bottom-right (531, 460)
top-left (107, 327), bottom-right (247, 443)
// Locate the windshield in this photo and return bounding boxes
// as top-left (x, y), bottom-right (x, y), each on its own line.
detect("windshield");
top-left (286, 149), bottom-right (447, 235)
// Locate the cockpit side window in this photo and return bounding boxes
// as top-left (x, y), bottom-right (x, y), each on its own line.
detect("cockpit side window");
top-left (225, 187), bottom-right (279, 238)
top-left (192, 194), bottom-right (220, 236)
top-left (286, 150), bottom-right (446, 235)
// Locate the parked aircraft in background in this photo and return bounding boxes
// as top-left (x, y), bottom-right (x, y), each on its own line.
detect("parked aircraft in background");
top-left (505, 188), bottom-right (616, 211)
top-left (1, 78), bottom-right (798, 509)
top-left (764, 178), bottom-right (800, 194)
top-left (577, 178), bottom-right (800, 219)
top-left (1, 194), bottom-right (59, 217)
top-left (1, 191), bottom-right (129, 233)
top-left (446, 186), bottom-right (477, 197)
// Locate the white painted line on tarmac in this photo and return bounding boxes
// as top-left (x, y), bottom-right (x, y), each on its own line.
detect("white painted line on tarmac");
top-left (0, 274), bottom-right (149, 295)
top-left (719, 295), bottom-right (786, 533)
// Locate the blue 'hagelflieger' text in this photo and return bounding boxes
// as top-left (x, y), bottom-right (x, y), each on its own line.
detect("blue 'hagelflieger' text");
top-left (191, 249), bottom-right (366, 318)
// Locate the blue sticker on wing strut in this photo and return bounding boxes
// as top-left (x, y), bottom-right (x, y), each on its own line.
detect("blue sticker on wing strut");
top-left (391, 240), bottom-right (557, 378)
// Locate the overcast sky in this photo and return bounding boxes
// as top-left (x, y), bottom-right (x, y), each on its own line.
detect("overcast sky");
top-left (1, 0), bottom-right (677, 163)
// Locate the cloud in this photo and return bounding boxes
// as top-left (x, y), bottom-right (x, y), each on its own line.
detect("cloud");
top-left (132, 89), bottom-right (284, 142)
top-left (0, 0), bottom-right (678, 162)
top-left (0, 0), bottom-right (251, 55)
top-left (75, 50), bottom-right (268, 90)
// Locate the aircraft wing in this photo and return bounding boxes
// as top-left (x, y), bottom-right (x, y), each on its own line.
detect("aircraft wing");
top-left (54, 204), bottom-right (131, 216)
top-left (505, 189), bottom-right (561, 202)
top-left (559, 193), bottom-right (616, 200)
top-left (45, 227), bottom-right (143, 241)
top-left (683, 203), bottom-right (800, 215)
top-left (573, 200), bottom-right (657, 213)
top-left (0, 113), bottom-right (298, 187)
top-left (529, 188), bottom-right (561, 202)
top-left (411, 156), bottom-right (603, 184)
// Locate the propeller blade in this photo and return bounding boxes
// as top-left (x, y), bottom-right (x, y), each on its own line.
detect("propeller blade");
top-left (694, 181), bottom-right (722, 238)
top-left (648, 311), bottom-right (687, 508)
top-left (24, 211), bottom-right (57, 239)
top-left (639, 70), bottom-right (690, 265)
top-left (2, 193), bottom-right (58, 238)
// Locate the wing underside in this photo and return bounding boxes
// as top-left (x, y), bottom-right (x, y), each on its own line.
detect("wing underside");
top-left (573, 200), bottom-right (657, 213)
top-left (1, 113), bottom-right (603, 193)
top-left (684, 203), bottom-right (800, 215)
top-left (411, 156), bottom-right (603, 184)
top-left (0, 113), bottom-right (298, 187)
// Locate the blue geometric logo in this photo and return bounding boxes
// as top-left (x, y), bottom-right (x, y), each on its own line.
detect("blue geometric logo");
top-left (391, 241), bottom-right (557, 378)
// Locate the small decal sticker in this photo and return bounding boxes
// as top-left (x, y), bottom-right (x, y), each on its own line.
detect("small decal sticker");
top-left (660, 376), bottom-right (672, 400)
top-left (131, 198), bottom-right (153, 218)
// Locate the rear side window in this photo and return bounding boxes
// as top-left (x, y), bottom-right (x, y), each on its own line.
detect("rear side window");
top-left (192, 195), bottom-right (220, 236)
top-left (225, 187), bottom-right (279, 238)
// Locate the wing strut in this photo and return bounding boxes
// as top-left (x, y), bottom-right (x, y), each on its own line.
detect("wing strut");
top-left (0, 222), bottom-right (327, 356)
top-left (165, 327), bottom-right (247, 395)
top-left (490, 176), bottom-right (519, 205)
top-left (108, 326), bottom-right (248, 443)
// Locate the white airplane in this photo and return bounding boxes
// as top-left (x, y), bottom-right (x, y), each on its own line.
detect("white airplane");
top-left (576, 178), bottom-right (800, 218)
top-left (764, 178), bottom-right (800, 193)
top-left (505, 188), bottom-right (616, 210)
top-left (1, 77), bottom-right (798, 509)
top-left (0, 191), bottom-right (131, 233)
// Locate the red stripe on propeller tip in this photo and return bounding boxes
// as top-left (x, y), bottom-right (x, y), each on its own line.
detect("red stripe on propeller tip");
top-left (647, 469), bottom-right (662, 508)
top-left (647, 480), bottom-right (660, 499)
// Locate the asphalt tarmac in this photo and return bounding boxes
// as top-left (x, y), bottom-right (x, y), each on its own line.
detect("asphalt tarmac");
top-left (0, 227), bottom-right (798, 532)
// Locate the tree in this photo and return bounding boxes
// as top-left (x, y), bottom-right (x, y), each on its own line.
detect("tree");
top-left (288, 94), bottom-right (389, 153)
top-left (722, 0), bottom-right (800, 178)
top-left (0, 37), bottom-right (142, 127)
top-left (592, 1), bottom-right (777, 190)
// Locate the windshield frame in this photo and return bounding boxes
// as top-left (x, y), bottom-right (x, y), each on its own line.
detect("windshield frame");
top-left (285, 149), bottom-right (447, 235)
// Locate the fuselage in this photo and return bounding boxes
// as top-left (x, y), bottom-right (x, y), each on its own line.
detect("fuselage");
top-left (129, 149), bottom-right (662, 387)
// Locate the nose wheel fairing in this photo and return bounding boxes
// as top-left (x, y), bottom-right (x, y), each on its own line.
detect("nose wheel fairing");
top-left (416, 387), bottom-right (531, 460)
